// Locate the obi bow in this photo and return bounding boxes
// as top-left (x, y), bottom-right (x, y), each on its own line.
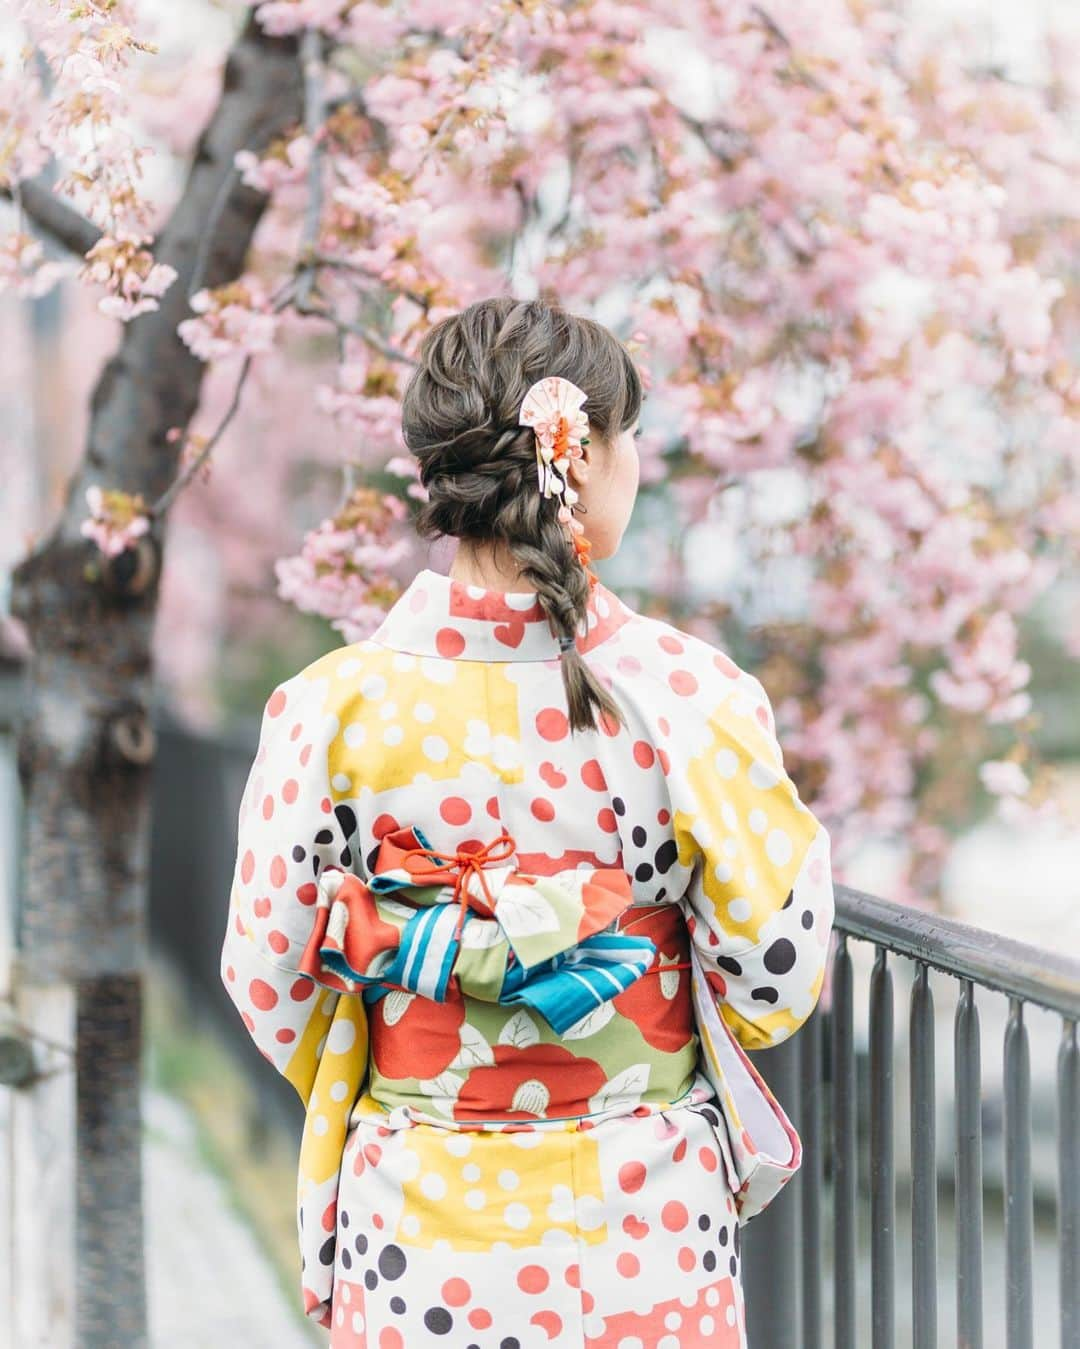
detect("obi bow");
top-left (297, 824), bottom-right (656, 1034)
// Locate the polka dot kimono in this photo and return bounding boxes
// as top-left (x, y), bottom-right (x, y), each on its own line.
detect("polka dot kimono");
top-left (220, 567), bottom-right (834, 1347)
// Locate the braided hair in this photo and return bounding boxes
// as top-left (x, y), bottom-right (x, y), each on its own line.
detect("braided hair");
top-left (400, 297), bottom-right (642, 735)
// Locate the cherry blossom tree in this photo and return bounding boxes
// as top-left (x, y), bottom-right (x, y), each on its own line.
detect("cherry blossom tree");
top-left (1, 0), bottom-right (1077, 1338)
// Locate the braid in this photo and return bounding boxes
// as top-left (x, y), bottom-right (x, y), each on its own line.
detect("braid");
top-left (402, 297), bottom-right (641, 736)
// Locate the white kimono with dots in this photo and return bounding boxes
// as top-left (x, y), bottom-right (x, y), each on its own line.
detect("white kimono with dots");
top-left (220, 566), bottom-right (834, 1347)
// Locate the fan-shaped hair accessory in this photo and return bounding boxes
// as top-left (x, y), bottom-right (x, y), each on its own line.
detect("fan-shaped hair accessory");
top-left (518, 375), bottom-right (599, 591)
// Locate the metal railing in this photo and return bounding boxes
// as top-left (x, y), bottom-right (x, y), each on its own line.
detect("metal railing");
top-left (742, 883), bottom-right (1080, 1349)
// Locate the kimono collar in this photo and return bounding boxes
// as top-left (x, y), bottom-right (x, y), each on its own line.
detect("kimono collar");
top-left (369, 566), bottom-right (633, 662)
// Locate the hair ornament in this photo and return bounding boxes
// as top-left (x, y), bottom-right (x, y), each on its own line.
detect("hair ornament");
top-left (518, 375), bottom-right (599, 589)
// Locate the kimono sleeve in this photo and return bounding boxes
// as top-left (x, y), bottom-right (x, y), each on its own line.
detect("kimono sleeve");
top-left (672, 672), bottom-right (835, 1051)
top-left (219, 667), bottom-right (368, 1106)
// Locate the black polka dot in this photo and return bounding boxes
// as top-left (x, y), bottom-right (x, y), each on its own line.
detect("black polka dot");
top-left (717, 955), bottom-right (743, 976)
top-left (340, 1210), bottom-right (349, 1229)
top-left (655, 886), bottom-right (667, 901)
top-left (292, 845), bottom-right (306, 863)
top-left (631, 825), bottom-right (647, 847)
top-left (719, 1224), bottom-right (729, 1246)
top-left (340, 1248), bottom-right (352, 1270)
top-left (801, 909), bottom-right (815, 929)
top-left (734, 1222), bottom-right (741, 1256)
top-left (699, 1106), bottom-right (721, 1127)
top-left (334, 804), bottom-right (357, 838)
top-left (781, 888), bottom-right (794, 909)
top-left (315, 828), bottom-right (334, 846)
top-left (312, 856), bottom-right (321, 875)
top-left (390, 1296), bottom-right (406, 1314)
top-left (500, 1340), bottom-right (521, 1349)
top-left (364, 1269), bottom-right (378, 1291)
top-left (612, 796), bottom-right (626, 815)
top-left (698, 1213), bottom-right (711, 1231)
top-left (654, 839), bottom-right (678, 874)
top-left (379, 1244), bottom-right (407, 1280)
top-left (634, 862), bottom-right (654, 883)
top-left (764, 938), bottom-right (796, 975)
top-left (366, 845), bottom-right (381, 872)
top-left (704, 1249), bottom-right (717, 1271)
top-left (318, 1236), bottom-right (335, 1266)
top-left (424, 1306), bottom-right (453, 1334)
top-left (730, 1253), bottom-right (739, 1276)
top-left (751, 986), bottom-right (779, 1004)
top-left (355, 1233), bottom-right (368, 1255)
top-left (339, 845), bottom-right (352, 867)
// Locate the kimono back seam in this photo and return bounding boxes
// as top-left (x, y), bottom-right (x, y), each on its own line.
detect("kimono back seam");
top-left (220, 566), bottom-right (835, 1347)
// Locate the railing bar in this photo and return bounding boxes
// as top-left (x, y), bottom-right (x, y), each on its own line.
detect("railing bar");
top-left (870, 945), bottom-right (895, 1349)
top-left (955, 978), bottom-right (984, 1349)
top-left (1003, 996), bottom-right (1034, 1349)
top-left (800, 1006), bottom-right (823, 1349)
top-left (910, 959), bottom-right (937, 1349)
top-left (1060, 1019), bottom-right (1079, 1349)
top-left (833, 887), bottom-right (1080, 1021)
top-left (832, 933), bottom-right (857, 1349)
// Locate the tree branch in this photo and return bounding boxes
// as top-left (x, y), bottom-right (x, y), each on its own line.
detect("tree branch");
top-left (2, 175), bottom-right (101, 256)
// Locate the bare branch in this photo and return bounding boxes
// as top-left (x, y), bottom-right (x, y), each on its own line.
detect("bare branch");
top-left (2, 176), bottom-right (101, 255)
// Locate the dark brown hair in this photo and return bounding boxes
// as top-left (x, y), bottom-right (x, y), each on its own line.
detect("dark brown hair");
top-left (400, 296), bottom-right (642, 735)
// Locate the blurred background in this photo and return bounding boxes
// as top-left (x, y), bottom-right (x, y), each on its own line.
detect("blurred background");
top-left (0, 0), bottom-right (1077, 1344)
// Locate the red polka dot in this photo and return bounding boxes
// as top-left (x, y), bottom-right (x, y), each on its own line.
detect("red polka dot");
top-left (597, 808), bottom-right (618, 833)
top-left (296, 882), bottom-right (318, 906)
top-left (616, 1252), bottom-right (640, 1278)
top-left (225, 965), bottom-right (235, 982)
top-left (517, 1265), bottom-right (549, 1294)
top-left (657, 808), bottom-right (670, 825)
top-left (240, 850), bottom-right (255, 884)
top-left (632, 740), bottom-right (655, 768)
top-left (657, 747), bottom-right (671, 775)
top-left (363, 1143), bottom-right (382, 1166)
top-left (252, 896), bottom-right (271, 918)
top-left (442, 1277), bottom-right (470, 1306)
top-left (241, 1012), bottom-right (254, 1032)
top-left (581, 759), bottom-right (607, 790)
top-left (531, 797), bottom-right (555, 822)
top-left (372, 1212), bottom-right (384, 1229)
top-left (669, 669), bottom-right (698, 696)
top-left (249, 978), bottom-right (277, 1011)
top-left (581, 1290), bottom-right (595, 1313)
top-left (440, 797), bottom-right (472, 826)
top-left (436, 626), bottom-right (466, 657)
top-left (373, 813), bottom-right (400, 839)
top-left (699, 1145), bottom-right (718, 1172)
top-left (299, 743), bottom-right (312, 766)
top-left (290, 977), bottom-right (314, 1001)
top-left (658, 716), bottom-right (671, 735)
top-left (622, 1215), bottom-right (649, 1239)
top-left (673, 1137), bottom-right (688, 1162)
top-left (659, 634), bottom-right (684, 654)
top-left (564, 1264), bottom-right (581, 1288)
top-left (321, 1200), bottom-right (336, 1233)
top-left (378, 1329), bottom-right (403, 1349)
top-left (678, 1245), bottom-right (697, 1271)
top-left (714, 651), bottom-right (740, 677)
top-left (269, 856), bottom-right (287, 888)
top-left (320, 796), bottom-right (332, 813)
top-left (275, 1028), bottom-right (295, 1043)
top-left (530, 1310), bottom-right (563, 1339)
top-left (267, 929), bottom-right (289, 954)
top-left (468, 1309), bottom-right (492, 1330)
top-left (282, 779), bottom-right (299, 804)
top-left (662, 1199), bottom-right (689, 1231)
top-left (598, 710), bottom-right (621, 737)
top-left (267, 689), bottom-right (287, 717)
top-left (536, 707), bottom-right (569, 740)
top-left (756, 704), bottom-right (771, 729)
top-left (618, 1161), bottom-right (647, 1193)
top-left (486, 796), bottom-right (501, 819)
top-left (262, 795), bottom-right (274, 820)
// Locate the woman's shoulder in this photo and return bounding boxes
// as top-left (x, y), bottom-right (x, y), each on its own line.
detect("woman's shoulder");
top-left (600, 587), bottom-right (778, 742)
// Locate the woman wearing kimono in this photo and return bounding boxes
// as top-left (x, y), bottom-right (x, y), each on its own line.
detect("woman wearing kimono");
top-left (220, 296), bottom-right (834, 1347)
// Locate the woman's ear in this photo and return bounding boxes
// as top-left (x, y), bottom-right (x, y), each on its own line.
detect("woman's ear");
top-left (567, 452), bottom-right (590, 488)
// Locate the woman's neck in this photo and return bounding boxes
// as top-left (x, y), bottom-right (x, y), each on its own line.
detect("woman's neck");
top-left (447, 540), bottom-right (534, 593)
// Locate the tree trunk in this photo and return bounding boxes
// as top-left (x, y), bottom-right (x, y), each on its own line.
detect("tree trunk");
top-left (5, 18), bottom-right (301, 1346)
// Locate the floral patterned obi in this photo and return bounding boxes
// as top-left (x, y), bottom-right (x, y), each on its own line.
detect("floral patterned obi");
top-left (362, 901), bottom-right (702, 1125)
